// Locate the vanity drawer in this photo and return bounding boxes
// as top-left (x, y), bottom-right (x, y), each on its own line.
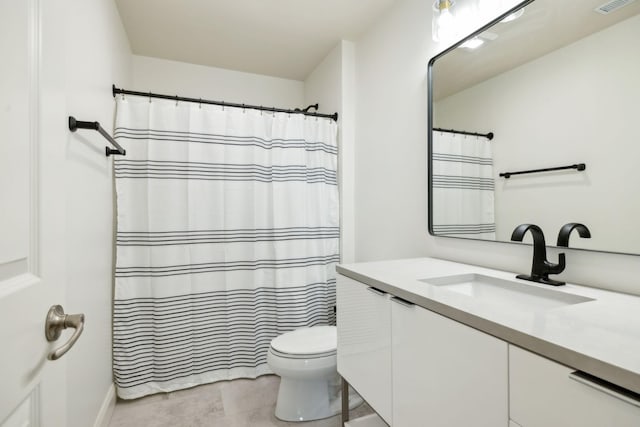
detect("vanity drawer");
top-left (509, 345), bottom-right (640, 427)
top-left (391, 300), bottom-right (508, 427)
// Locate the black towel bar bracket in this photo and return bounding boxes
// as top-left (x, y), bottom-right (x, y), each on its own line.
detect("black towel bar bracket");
top-left (68, 116), bottom-right (125, 157)
top-left (500, 163), bottom-right (585, 179)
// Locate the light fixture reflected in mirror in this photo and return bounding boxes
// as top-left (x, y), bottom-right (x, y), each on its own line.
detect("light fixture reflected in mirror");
top-left (432, 0), bottom-right (457, 43)
top-left (431, 1), bottom-right (526, 44)
top-left (501, 8), bottom-right (525, 23)
top-left (460, 37), bottom-right (484, 49)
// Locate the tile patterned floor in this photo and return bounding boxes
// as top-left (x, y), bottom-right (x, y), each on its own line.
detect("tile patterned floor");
top-left (108, 375), bottom-right (374, 427)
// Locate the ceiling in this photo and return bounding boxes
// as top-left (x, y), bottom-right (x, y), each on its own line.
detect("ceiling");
top-left (115, 0), bottom-right (396, 81)
top-left (433, 0), bottom-right (640, 100)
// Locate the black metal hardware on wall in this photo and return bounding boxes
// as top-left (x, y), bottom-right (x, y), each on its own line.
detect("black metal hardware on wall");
top-left (500, 163), bottom-right (586, 179)
top-left (433, 127), bottom-right (494, 140)
top-left (68, 116), bottom-right (126, 157)
top-left (112, 85), bottom-right (339, 122)
top-left (294, 103), bottom-right (318, 113)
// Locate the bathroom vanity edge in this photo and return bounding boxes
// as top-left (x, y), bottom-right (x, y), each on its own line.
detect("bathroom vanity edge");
top-left (336, 258), bottom-right (640, 395)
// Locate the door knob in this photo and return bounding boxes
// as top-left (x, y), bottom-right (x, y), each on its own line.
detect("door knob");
top-left (45, 305), bottom-right (85, 360)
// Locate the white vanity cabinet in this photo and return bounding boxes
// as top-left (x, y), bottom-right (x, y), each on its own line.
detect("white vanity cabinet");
top-left (509, 345), bottom-right (640, 427)
top-left (391, 297), bottom-right (508, 427)
top-left (337, 258), bottom-right (640, 427)
top-left (337, 275), bottom-right (392, 424)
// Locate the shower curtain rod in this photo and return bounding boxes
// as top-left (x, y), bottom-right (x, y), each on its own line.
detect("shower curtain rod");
top-left (112, 85), bottom-right (339, 121)
top-left (434, 127), bottom-right (494, 140)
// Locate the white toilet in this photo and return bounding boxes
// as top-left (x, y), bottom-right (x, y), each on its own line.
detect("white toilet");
top-left (266, 325), bottom-right (362, 422)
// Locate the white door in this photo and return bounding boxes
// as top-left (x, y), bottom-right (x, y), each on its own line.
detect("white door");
top-left (1, 0), bottom-right (74, 425)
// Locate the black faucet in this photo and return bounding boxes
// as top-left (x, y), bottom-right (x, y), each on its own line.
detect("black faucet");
top-left (511, 224), bottom-right (566, 286)
top-left (557, 223), bottom-right (591, 247)
top-left (555, 222), bottom-right (591, 269)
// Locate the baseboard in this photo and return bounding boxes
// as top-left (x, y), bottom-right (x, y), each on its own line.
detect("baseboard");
top-left (93, 383), bottom-right (116, 427)
top-left (344, 413), bottom-right (389, 427)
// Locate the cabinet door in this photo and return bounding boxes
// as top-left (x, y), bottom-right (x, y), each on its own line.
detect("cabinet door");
top-left (510, 345), bottom-right (640, 427)
top-left (337, 275), bottom-right (392, 424)
top-left (391, 299), bottom-right (508, 427)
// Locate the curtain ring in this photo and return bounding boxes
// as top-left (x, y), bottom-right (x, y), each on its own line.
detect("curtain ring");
top-left (260, 106), bottom-right (263, 116)
top-left (121, 92), bottom-right (125, 101)
top-left (221, 101), bottom-right (225, 111)
top-left (175, 95), bottom-right (179, 107)
top-left (199, 98), bottom-right (202, 109)
top-left (242, 103), bottom-right (245, 113)
top-left (148, 92), bottom-right (152, 103)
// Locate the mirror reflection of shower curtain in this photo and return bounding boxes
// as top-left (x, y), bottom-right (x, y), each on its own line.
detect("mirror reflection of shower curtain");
top-left (112, 96), bottom-right (339, 399)
top-left (432, 131), bottom-right (495, 239)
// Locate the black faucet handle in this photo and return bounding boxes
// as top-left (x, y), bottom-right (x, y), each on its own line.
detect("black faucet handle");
top-left (557, 223), bottom-right (591, 247)
top-left (546, 253), bottom-right (566, 275)
top-left (528, 253), bottom-right (565, 285)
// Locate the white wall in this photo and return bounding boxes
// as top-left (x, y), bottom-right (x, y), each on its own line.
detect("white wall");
top-left (304, 41), bottom-right (356, 263)
top-left (353, 0), bottom-right (640, 296)
top-left (354, 0), bottom-right (451, 262)
top-left (131, 55), bottom-right (304, 109)
top-left (436, 15), bottom-right (640, 254)
top-left (40, 0), bottom-right (132, 426)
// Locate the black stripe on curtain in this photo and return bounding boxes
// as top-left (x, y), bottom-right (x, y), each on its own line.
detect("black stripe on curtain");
top-left (114, 160), bottom-right (337, 184)
top-left (432, 175), bottom-right (495, 190)
top-left (114, 127), bottom-right (338, 154)
top-left (115, 254), bottom-right (340, 278)
top-left (431, 223), bottom-right (497, 235)
top-left (116, 227), bottom-right (340, 246)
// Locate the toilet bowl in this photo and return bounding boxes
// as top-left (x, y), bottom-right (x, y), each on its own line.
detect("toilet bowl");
top-left (266, 326), bottom-right (362, 422)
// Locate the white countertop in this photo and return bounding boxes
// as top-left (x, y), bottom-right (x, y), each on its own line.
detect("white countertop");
top-left (336, 257), bottom-right (640, 394)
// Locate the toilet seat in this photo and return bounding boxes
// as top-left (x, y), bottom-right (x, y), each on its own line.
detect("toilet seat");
top-left (270, 326), bottom-right (336, 358)
top-left (269, 347), bottom-right (336, 360)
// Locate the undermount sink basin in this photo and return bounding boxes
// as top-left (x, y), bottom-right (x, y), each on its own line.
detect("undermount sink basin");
top-left (420, 273), bottom-right (594, 310)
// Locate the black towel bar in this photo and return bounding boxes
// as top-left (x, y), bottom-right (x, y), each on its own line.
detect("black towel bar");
top-left (500, 163), bottom-right (585, 179)
top-left (68, 116), bottom-right (125, 157)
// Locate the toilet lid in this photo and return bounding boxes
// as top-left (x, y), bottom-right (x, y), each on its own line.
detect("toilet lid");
top-left (270, 326), bottom-right (336, 356)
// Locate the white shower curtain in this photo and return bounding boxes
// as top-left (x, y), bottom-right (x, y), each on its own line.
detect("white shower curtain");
top-left (112, 96), bottom-right (339, 399)
top-left (432, 131), bottom-right (495, 239)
